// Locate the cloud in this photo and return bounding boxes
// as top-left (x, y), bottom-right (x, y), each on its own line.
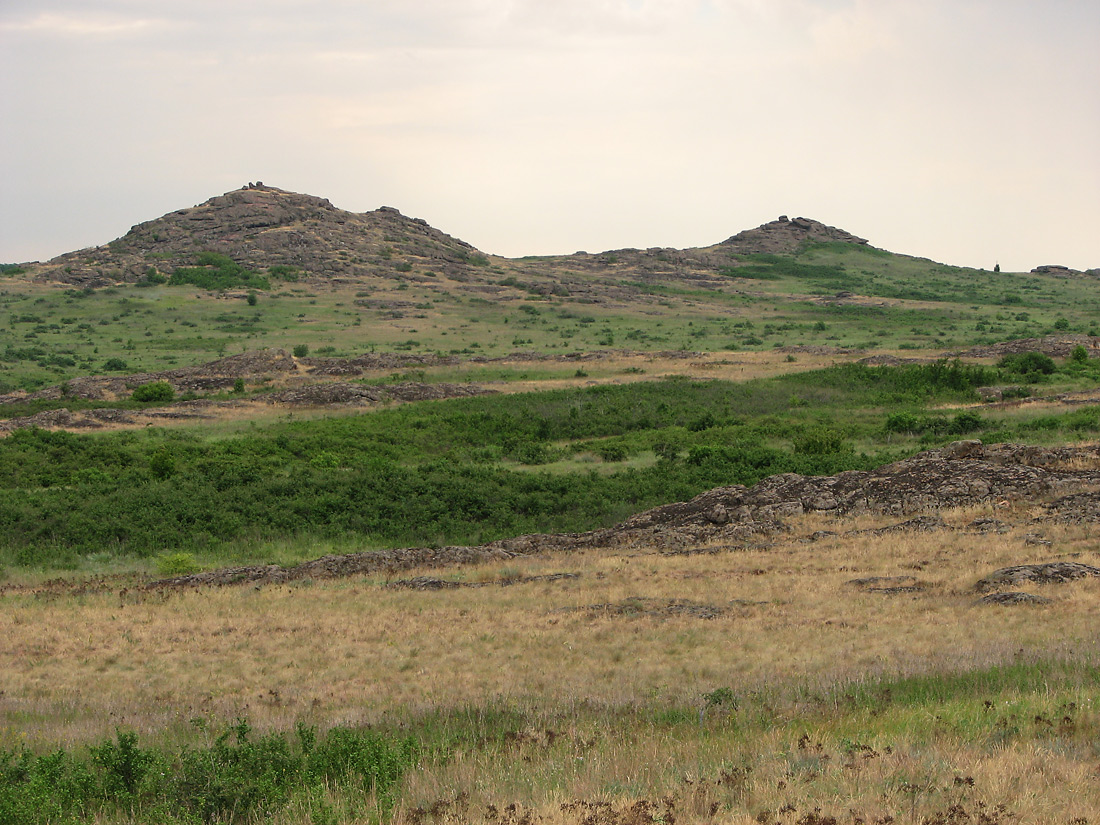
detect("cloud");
top-left (0, 11), bottom-right (167, 38)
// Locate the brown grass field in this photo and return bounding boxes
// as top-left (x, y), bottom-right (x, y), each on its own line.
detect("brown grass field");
top-left (3, 498), bottom-right (1098, 823)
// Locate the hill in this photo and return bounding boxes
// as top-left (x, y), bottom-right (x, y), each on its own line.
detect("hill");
top-left (33, 183), bottom-right (483, 288)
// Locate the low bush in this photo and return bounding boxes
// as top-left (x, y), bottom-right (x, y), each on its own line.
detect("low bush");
top-left (170, 252), bottom-right (270, 291)
top-left (132, 381), bottom-right (174, 403)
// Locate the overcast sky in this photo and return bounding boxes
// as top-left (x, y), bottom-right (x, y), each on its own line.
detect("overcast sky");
top-left (2, 1), bottom-right (1097, 272)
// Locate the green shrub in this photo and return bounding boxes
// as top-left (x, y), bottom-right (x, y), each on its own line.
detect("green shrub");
top-left (268, 264), bottom-right (300, 281)
top-left (102, 357), bottom-right (129, 372)
top-left (132, 381), bottom-right (174, 403)
top-left (293, 344), bottom-right (309, 358)
top-left (598, 443), bottom-right (628, 462)
top-left (792, 427), bottom-right (848, 456)
top-left (156, 552), bottom-right (200, 576)
top-left (885, 411), bottom-right (921, 434)
top-left (170, 252), bottom-right (270, 291)
top-left (1069, 345), bottom-right (1089, 364)
top-left (998, 352), bottom-right (1056, 380)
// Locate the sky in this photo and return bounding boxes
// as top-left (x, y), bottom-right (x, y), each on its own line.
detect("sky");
top-left (1, 1), bottom-right (1098, 272)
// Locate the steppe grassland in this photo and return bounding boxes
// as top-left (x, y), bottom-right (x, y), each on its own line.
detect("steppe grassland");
top-left (3, 244), bottom-right (1099, 392)
top-left (3, 503), bottom-right (1097, 742)
top-left (3, 502), bottom-right (1099, 821)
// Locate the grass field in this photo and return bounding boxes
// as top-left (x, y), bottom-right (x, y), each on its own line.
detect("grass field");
top-left (2, 502), bottom-right (1098, 823)
top-left (3, 240), bottom-right (1099, 393)
top-left (2, 228), bottom-right (1100, 823)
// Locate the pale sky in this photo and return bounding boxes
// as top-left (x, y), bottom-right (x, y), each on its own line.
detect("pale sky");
top-left (1, 0), bottom-right (1097, 272)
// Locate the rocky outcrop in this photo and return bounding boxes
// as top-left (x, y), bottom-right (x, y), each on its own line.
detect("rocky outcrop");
top-left (974, 562), bottom-right (1100, 592)
top-left (718, 216), bottom-right (869, 255)
top-left (146, 440), bottom-right (1100, 590)
top-left (954, 335), bottom-right (1100, 360)
top-left (264, 381), bottom-right (493, 406)
top-left (32, 185), bottom-right (483, 286)
top-left (1030, 265), bottom-right (1081, 277)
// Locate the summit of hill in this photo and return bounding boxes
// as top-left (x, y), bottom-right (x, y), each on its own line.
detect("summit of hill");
top-left (34, 183), bottom-right (482, 287)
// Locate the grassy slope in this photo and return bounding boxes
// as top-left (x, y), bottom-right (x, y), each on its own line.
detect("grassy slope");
top-left (2, 242), bottom-right (1098, 392)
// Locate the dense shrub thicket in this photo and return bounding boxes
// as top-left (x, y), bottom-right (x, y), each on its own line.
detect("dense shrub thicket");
top-left (0, 364), bottom-right (1094, 565)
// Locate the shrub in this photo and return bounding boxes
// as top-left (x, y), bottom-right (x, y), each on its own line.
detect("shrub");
top-left (949, 410), bottom-right (984, 434)
top-left (1054, 318), bottom-right (1070, 331)
top-left (132, 381), bottom-right (174, 403)
top-left (598, 443), bottom-right (627, 462)
top-left (293, 344), bottom-right (309, 358)
top-left (102, 357), bottom-right (129, 372)
top-left (792, 427), bottom-right (848, 456)
top-left (1069, 345), bottom-right (1089, 364)
top-left (169, 252), bottom-right (270, 291)
top-left (268, 264), bottom-right (300, 281)
top-left (156, 553), bottom-right (200, 576)
top-left (885, 411), bottom-right (921, 434)
top-left (149, 449), bottom-right (176, 479)
top-left (998, 352), bottom-right (1056, 380)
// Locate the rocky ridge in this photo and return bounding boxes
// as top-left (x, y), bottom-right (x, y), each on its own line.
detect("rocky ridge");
top-left (145, 440), bottom-right (1100, 590)
top-left (27, 185), bottom-right (873, 290)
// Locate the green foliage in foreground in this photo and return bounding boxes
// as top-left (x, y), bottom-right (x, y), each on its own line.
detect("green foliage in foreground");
top-left (2, 660), bottom-right (1095, 824)
top-left (0, 721), bottom-right (416, 825)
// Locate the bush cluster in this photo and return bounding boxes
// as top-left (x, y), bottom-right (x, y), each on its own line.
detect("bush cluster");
top-left (0, 722), bottom-right (416, 824)
top-left (169, 252), bottom-right (270, 291)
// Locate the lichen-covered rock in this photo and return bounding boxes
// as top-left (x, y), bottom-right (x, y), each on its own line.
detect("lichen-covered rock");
top-left (976, 592), bottom-right (1054, 606)
top-left (975, 562), bottom-right (1100, 592)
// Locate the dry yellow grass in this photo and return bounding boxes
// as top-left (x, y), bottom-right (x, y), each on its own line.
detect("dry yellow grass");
top-left (2, 502), bottom-right (1098, 821)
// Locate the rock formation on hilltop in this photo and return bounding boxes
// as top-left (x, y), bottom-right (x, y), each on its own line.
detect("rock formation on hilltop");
top-left (33, 184), bottom-right (483, 287)
top-left (718, 215), bottom-right (869, 255)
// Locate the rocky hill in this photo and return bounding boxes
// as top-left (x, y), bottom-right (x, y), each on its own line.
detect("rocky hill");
top-left (33, 183), bottom-right (483, 287)
top-left (713, 215), bottom-right (869, 255)
top-left (30, 184), bottom-right (873, 288)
